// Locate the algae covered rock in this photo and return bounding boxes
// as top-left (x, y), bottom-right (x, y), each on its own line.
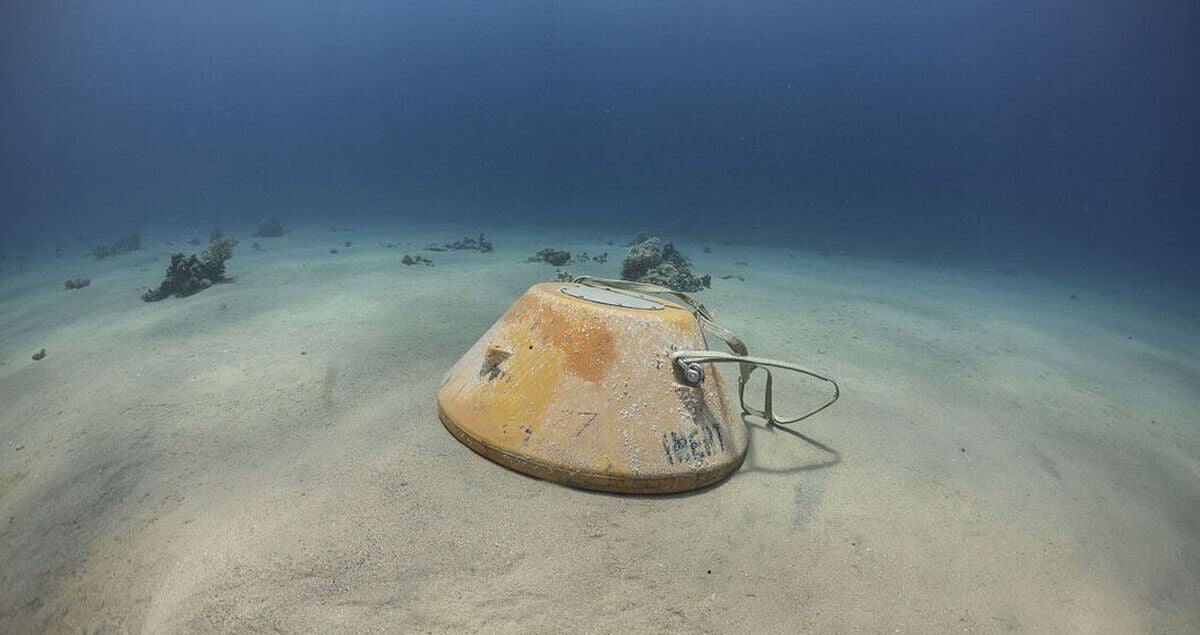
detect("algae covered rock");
top-left (619, 236), bottom-right (710, 292)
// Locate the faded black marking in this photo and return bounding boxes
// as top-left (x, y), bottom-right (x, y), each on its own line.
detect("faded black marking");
top-left (661, 423), bottom-right (727, 463)
top-left (671, 431), bottom-right (689, 463)
top-left (573, 411), bottom-right (598, 437)
top-left (701, 424), bottom-right (715, 455)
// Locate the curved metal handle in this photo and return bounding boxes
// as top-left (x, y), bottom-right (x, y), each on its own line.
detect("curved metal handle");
top-left (670, 350), bottom-right (840, 426)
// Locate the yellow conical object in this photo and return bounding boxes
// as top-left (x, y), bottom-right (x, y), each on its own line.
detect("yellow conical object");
top-left (437, 282), bottom-right (748, 494)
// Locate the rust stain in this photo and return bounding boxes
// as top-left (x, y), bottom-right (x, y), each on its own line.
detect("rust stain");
top-left (528, 294), bottom-right (615, 384)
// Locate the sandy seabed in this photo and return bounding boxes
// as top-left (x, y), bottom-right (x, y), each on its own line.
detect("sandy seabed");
top-left (1, 224), bottom-right (1197, 633)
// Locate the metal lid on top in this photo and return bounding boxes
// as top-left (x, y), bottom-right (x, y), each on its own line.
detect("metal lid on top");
top-left (560, 285), bottom-right (665, 310)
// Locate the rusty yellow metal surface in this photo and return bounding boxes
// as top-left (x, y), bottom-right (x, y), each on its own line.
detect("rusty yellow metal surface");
top-left (437, 282), bottom-right (748, 494)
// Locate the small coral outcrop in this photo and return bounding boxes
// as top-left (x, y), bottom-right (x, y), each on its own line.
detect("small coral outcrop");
top-left (620, 237), bottom-right (710, 292)
top-left (401, 254), bottom-right (433, 266)
top-left (142, 235), bottom-right (239, 302)
top-left (252, 217), bottom-right (284, 237)
top-left (527, 248), bottom-right (571, 266)
top-left (92, 232), bottom-right (142, 259)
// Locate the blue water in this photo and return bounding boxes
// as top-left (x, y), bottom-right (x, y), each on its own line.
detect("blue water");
top-left (2, 1), bottom-right (1197, 288)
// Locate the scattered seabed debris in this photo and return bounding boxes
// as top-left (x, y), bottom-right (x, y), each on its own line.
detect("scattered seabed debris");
top-left (527, 249), bottom-right (607, 266)
top-left (426, 233), bottom-right (493, 253)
